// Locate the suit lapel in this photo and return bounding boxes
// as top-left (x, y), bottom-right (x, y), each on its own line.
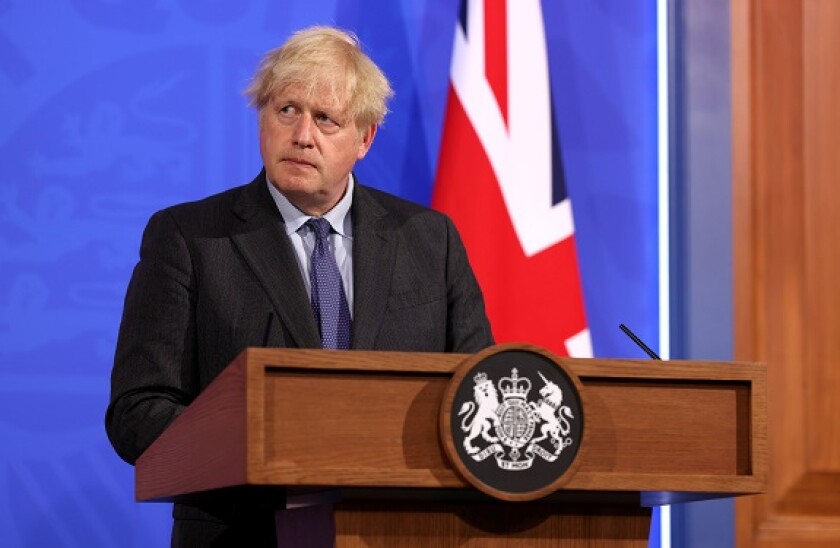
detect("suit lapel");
top-left (351, 184), bottom-right (396, 349)
top-left (229, 175), bottom-right (321, 348)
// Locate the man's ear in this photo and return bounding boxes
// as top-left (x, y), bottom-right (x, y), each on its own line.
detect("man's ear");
top-left (357, 124), bottom-right (378, 160)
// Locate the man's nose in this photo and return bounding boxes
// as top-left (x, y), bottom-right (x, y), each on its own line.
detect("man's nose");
top-left (292, 114), bottom-right (315, 147)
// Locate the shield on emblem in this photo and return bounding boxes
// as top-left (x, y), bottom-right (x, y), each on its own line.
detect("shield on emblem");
top-left (497, 399), bottom-right (534, 448)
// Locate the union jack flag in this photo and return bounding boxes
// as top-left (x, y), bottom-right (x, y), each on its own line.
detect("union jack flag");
top-left (433, 0), bottom-right (591, 357)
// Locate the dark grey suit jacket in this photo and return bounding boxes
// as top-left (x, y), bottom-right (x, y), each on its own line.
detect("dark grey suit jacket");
top-left (106, 172), bottom-right (493, 545)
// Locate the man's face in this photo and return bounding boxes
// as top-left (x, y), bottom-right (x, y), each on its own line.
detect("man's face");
top-left (259, 83), bottom-right (376, 216)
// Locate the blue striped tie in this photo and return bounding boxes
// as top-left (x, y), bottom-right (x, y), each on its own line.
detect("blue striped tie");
top-left (306, 217), bottom-right (352, 349)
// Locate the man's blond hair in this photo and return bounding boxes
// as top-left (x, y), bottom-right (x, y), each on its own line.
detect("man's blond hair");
top-left (245, 26), bottom-right (393, 129)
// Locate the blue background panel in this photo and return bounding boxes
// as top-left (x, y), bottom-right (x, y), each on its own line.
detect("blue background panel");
top-left (0, 1), bottom-right (659, 544)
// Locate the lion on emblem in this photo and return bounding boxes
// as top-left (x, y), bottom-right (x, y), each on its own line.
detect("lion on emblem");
top-left (529, 372), bottom-right (574, 454)
top-left (458, 372), bottom-right (500, 454)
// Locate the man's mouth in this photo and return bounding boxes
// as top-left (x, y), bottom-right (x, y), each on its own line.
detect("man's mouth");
top-left (283, 157), bottom-right (316, 168)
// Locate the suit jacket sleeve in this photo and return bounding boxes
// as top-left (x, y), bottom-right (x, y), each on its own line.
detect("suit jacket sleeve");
top-left (443, 215), bottom-right (494, 353)
top-left (106, 209), bottom-right (198, 465)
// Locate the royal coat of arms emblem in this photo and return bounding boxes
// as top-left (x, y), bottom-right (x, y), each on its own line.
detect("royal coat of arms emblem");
top-left (457, 367), bottom-right (575, 471)
top-left (441, 344), bottom-right (584, 500)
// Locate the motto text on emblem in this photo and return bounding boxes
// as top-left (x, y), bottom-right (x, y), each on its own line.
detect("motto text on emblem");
top-left (457, 367), bottom-right (575, 471)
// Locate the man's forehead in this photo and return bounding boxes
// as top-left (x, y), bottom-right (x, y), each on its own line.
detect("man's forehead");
top-left (274, 81), bottom-right (349, 111)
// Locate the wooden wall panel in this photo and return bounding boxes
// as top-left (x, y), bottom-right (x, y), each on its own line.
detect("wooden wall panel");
top-left (733, 0), bottom-right (840, 545)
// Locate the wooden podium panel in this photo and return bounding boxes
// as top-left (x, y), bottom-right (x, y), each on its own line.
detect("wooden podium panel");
top-left (333, 498), bottom-right (651, 547)
top-left (135, 347), bottom-right (766, 546)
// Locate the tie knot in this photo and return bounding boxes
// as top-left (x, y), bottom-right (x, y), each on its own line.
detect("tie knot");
top-left (306, 217), bottom-right (332, 242)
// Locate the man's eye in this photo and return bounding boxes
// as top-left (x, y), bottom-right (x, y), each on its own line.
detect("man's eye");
top-left (278, 105), bottom-right (296, 116)
top-left (315, 114), bottom-right (340, 132)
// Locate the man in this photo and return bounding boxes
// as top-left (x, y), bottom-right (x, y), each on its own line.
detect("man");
top-left (106, 26), bottom-right (493, 546)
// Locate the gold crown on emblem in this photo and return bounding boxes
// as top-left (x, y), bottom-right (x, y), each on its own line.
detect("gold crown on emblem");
top-left (499, 368), bottom-right (531, 399)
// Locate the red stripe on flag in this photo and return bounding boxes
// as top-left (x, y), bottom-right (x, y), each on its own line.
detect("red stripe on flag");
top-left (433, 87), bottom-right (587, 356)
top-left (485, 0), bottom-right (508, 125)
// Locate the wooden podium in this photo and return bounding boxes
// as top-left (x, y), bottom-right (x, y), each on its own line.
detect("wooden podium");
top-left (135, 347), bottom-right (767, 547)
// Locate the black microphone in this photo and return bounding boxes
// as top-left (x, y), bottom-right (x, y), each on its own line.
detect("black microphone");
top-left (619, 323), bottom-right (661, 360)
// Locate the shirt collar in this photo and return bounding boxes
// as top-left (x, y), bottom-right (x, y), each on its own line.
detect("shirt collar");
top-left (266, 173), bottom-right (354, 238)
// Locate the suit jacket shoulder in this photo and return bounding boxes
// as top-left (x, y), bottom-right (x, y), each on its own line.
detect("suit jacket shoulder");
top-left (154, 173), bottom-right (278, 238)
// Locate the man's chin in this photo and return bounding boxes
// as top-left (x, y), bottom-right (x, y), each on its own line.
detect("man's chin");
top-left (268, 168), bottom-right (317, 190)
top-left (271, 179), bottom-right (317, 196)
